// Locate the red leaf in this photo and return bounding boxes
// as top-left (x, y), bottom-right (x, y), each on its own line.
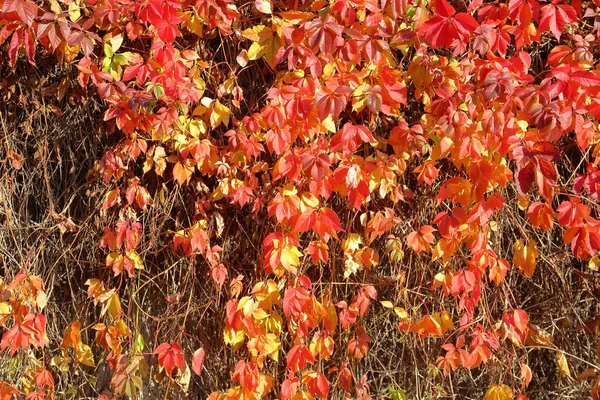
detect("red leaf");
top-left (148, 1), bottom-right (182, 42)
top-left (306, 17), bottom-right (344, 54)
top-left (2, 0), bottom-right (38, 27)
top-left (418, 11), bottom-right (478, 50)
top-left (515, 161), bottom-right (535, 196)
top-left (154, 342), bottom-right (185, 376)
top-left (538, 3), bottom-right (576, 40)
top-left (432, 0), bottom-right (455, 18)
top-left (232, 360), bottom-right (260, 391)
top-left (302, 370), bottom-right (330, 398)
top-left (313, 208), bottom-right (343, 239)
top-left (508, 0), bottom-right (540, 26)
top-left (287, 343), bottom-right (316, 373)
top-left (571, 70), bottom-right (600, 86)
top-left (192, 347), bottom-right (205, 375)
top-left (1, 319), bottom-right (36, 356)
top-left (34, 368), bottom-right (54, 390)
top-left (211, 264), bottom-right (227, 286)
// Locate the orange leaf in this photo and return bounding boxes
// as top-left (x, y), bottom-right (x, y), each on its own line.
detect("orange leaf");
top-left (483, 384), bottom-right (513, 400)
top-left (513, 240), bottom-right (538, 278)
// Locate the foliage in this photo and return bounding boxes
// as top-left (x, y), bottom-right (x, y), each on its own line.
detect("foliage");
top-left (1, 0), bottom-right (600, 398)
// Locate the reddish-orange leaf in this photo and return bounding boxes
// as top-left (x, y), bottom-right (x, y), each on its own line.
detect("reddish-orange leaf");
top-left (0, 382), bottom-right (19, 400)
top-left (287, 343), bottom-right (316, 373)
top-left (192, 347), bottom-right (205, 375)
top-left (407, 225), bottom-right (436, 254)
top-left (154, 342), bottom-right (185, 376)
top-left (302, 370), bottom-right (330, 398)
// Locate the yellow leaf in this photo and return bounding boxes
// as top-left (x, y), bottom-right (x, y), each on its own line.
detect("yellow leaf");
top-left (242, 24), bottom-right (284, 67)
top-left (483, 384), bottom-right (513, 400)
top-left (518, 194), bottom-right (529, 210)
top-left (437, 311), bottom-right (454, 334)
top-left (343, 233), bottom-right (363, 252)
top-left (0, 302), bottom-right (11, 326)
top-left (301, 192), bottom-right (319, 209)
top-left (513, 240), bottom-right (538, 278)
top-left (68, 1), bottom-right (81, 22)
top-left (237, 296), bottom-right (256, 317)
top-left (343, 258), bottom-right (361, 278)
top-left (380, 300), bottom-right (394, 309)
top-left (321, 115), bottom-right (336, 133)
top-left (241, 24), bottom-right (271, 41)
top-left (282, 183), bottom-right (298, 197)
top-left (76, 343), bottom-right (95, 367)
top-left (36, 291), bottom-right (47, 310)
top-left (109, 34), bottom-right (124, 53)
top-left (183, 9), bottom-right (204, 37)
top-left (175, 360), bottom-right (191, 393)
top-left (247, 42), bottom-right (264, 61)
top-left (589, 255), bottom-right (600, 272)
top-left (102, 292), bottom-right (122, 319)
top-left (279, 11), bottom-right (315, 24)
top-left (281, 244), bottom-right (302, 274)
top-left (556, 351), bottom-right (572, 379)
top-left (265, 311), bottom-right (283, 335)
top-left (210, 100), bottom-right (232, 129)
top-left (224, 328), bottom-right (245, 349)
top-left (126, 250), bottom-right (144, 271)
top-left (394, 307), bottom-right (408, 319)
top-left (114, 319), bottom-right (131, 337)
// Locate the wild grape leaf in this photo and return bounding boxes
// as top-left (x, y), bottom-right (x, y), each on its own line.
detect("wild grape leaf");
top-left (538, 2), bottom-right (576, 40)
top-left (280, 375), bottom-right (300, 400)
top-left (0, 319), bottom-right (36, 356)
top-left (192, 347), bottom-right (205, 375)
top-left (527, 201), bottom-right (554, 231)
top-left (173, 160), bottom-right (194, 185)
top-left (242, 24), bottom-right (285, 67)
top-left (302, 370), bottom-right (329, 398)
top-left (508, 0), bottom-right (540, 25)
top-left (484, 384), bottom-right (513, 400)
top-left (563, 223), bottom-right (600, 259)
top-left (154, 342), bottom-right (185, 376)
top-left (286, 344), bottom-right (315, 373)
top-left (335, 301), bottom-right (358, 329)
top-left (489, 258), bottom-right (510, 286)
top-left (147, 0), bottom-right (182, 42)
top-left (34, 368), bottom-right (54, 390)
top-left (232, 360), bottom-right (260, 391)
top-left (314, 84), bottom-right (352, 120)
top-left (347, 329), bottom-right (371, 360)
top-left (306, 16), bottom-right (344, 54)
top-left (521, 362), bottom-right (532, 387)
top-left (2, 0), bottom-right (38, 27)
top-left (305, 240), bottom-right (329, 264)
top-left (406, 225), bottom-right (436, 254)
top-left (0, 382), bottom-right (19, 400)
top-left (309, 331), bottom-right (334, 360)
top-left (418, 0), bottom-right (479, 50)
top-left (37, 12), bottom-right (71, 50)
top-left (313, 208), bottom-right (343, 239)
top-left (254, 0), bottom-right (272, 14)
